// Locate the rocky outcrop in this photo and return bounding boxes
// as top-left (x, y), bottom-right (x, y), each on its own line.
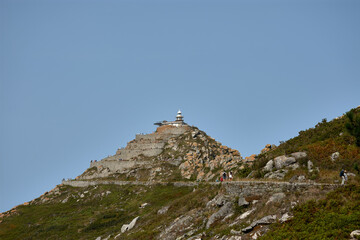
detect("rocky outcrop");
top-left (261, 144), bottom-right (276, 153)
top-left (350, 230), bottom-right (360, 240)
top-left (120, 216), bottom-right (139, 233)
top-left (242, 215), bottom-right (277, 233)
top-left (262, 152), bottom-right (307, 179)
top-left (206, 202), bottom-right (234, 229)
top-left (274, 156), bottom-right (296, 169)
top-left (78, 125), bottom-right (244, 182)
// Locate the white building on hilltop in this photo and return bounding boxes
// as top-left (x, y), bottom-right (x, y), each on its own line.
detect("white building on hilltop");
top-left (154, 110), bottom-right (187, 127)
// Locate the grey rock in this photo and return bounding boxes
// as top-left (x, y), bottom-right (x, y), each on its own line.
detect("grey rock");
top-left (158, 206), bottom-right (170, 215)
top-left (274, 156), bottom-right (296, 169)
top-left (230, 229), bottom-right (242, 235)
top-left (227, 237), bottom-right (242, 240)
top-left (298, 175), bottom-right (306, 181)
top-left (95, 237), bottom-right (101, 240)
top-left (216, 195), bottom-right (229, 207)
top-left (267, 192), bottom-right (285, 204)
top-left (264, 169), bottom-right (288, 179)
top-left (288, 162), bottom-right (299, 170)
top-left (331, 152), bottom-right (340, 162)
top-left (140, 203), bottom-right (149, 208)
top-left (307, 160), bottom-right (314, 172)
top-left (290, 152), bottom-right (307, 160)
top-left (238, 208), bottom-right (255, 220)
top-left (242, 215), bottom-right (277, 233)
top-left (238, 197), bottom-right (249, 207)
top-left (206, 202), bottom-right (233, 229)
top-left (263, 160), bottom-right (274, 172)
top-left (207, 194), bottom-right (230, 208)
top-left (121, 216), bottom-right (139, 233)
top-left (350, 230), bottom-right (360, 239)
top-left (160, 215), bottom-right (194, 240)
top-left (279, 213), bottom-right (292, 223)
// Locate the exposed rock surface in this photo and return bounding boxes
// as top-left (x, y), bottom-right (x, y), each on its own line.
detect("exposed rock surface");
top-left (79, 125), bottom-right (245, 182)
top-left (158, 205), bottom-right (170, 215)
top-left (274, 156), bottom-right (296, 169)
top-left (350, 230), bottom-right (360, 239)
top-left (238, 197), bottom-right (249, 207)
top-left (266, 192), bottom-right (285, 204)
top-left (331, 152), bottom-right (340, 162)
top-left (206, 202), bottom-right (234, 229)
top-left (120, 216), bottom-right (139, 233)
top-left (242, 215), bottom-right (277, 233)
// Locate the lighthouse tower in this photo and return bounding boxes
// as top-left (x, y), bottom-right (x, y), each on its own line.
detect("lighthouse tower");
top-left (154, 110), bottom-right (187, 127)
top-left (176, 110), bottom-right (184, 122)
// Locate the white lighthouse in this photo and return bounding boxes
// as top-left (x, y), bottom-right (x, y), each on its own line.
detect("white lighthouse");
top-left (176, 110), bottom-right (184, 122)
top-left (154, 110), bottom-right (187, 127)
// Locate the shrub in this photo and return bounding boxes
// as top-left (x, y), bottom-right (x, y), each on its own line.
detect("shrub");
top-left (346, 109), bottom-right (360, 146)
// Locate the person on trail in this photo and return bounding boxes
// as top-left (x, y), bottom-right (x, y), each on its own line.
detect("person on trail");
top-left (229, 171), bottom-right (233, 181)
top-left (340, 169), bottom-right (348, 185)
top-left (223, 172), bottom-right (227, 181)
top-left (220, 177), bottom-right (223, 182)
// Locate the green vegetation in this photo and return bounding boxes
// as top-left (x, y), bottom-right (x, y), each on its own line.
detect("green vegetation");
top-left (346, 109), bottom-right (360, 146)
top-left (0, 184), bottom-right (218, 240)
top-left (252, 107), bottom-right (360, 183)
top-left (261, 184), bottom-right (360, 240)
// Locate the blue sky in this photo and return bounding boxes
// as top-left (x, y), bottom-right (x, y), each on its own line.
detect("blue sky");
top-left (1, 0), bottom-right (359, 212)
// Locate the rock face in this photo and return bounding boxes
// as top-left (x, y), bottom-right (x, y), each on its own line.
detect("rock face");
top-left (242, 215), bottom-right (277, 233)
top-left (290, 152), bottom-right (307, 160)
top-left (274, 156), bottom-right (296, 169)
top-left (120, 216), bottom-right (139, 233)
top-left (263, 160), bottom-right (274, 172)
top-left (238, 197), bottom-right (249, 207)
top-left (262, 152), bottom-right (307, 180)
top-left (261, 144), bottom-right (276, 154)
top-left (266, 192), bottom-right (286, 204)
top-left (78, 125), bottom-right (245, 182)
top-left (206, 202), bottom-right (234, 229)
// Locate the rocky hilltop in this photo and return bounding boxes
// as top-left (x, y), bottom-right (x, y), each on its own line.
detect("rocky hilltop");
top-left (79, 124), bottom-right (243, 182)
top-left (1, 108), bottom-right (360, 240)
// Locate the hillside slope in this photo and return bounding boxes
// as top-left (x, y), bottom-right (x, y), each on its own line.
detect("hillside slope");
top-left (250, 107), bottom-right (360, 184)
top-left (1, 107), bottom-right (360, 239)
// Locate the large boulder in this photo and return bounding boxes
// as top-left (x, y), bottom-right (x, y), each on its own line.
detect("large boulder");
top-left (274, 156), bottom-right (296, 169)
top-left (290, 152), bottom-right (307, 160)
top-left (263, 160), bottom-right (274, 172)
top-left (206, 202), bottom-right (233, 229)
top-left (206, 194), bottom-right (230, 208)
top-left (238, 197), bottom-right (249, 207)
top-left (264, 169), bottom-right (288, 179)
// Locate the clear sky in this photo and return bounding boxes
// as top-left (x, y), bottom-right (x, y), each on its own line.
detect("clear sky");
top-left (1, 0), bottom-right (359, 212)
